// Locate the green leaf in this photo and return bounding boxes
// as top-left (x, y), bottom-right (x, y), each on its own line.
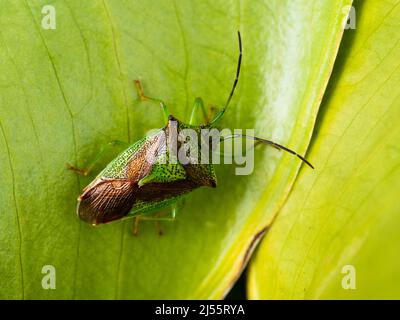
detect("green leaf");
top-left (248, 0), bottom-right (400, 299)
top-left (0, 0), bottom-right (350, 299)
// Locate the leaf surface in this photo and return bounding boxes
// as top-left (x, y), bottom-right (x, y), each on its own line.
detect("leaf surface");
top-left (248, 0), bottom-right (400, 299)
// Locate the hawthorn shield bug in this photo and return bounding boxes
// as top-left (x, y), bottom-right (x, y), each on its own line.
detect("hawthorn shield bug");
top-left (69, 32), bottom-right (313, 234)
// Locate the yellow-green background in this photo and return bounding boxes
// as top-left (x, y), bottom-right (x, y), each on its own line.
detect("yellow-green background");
top-left (0, 0), bottom-right (398, 299)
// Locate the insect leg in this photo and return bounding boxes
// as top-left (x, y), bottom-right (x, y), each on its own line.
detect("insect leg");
top-left (134, 80), bottom-right (170, 122)
top-left (131, 205), bottom-right (179, 236)
top-left (137, 211), bottom-right (177, 222)
top-left (207, 105), bottom-right (218, 123)
top-left (189, 97), bottom-right (209, 125)
top-left (67, 140), bottom-right (128, 176)
top-left (133, 216), bottom-right (140, 236)
top-left (154, 213), bottom-right (164, 236)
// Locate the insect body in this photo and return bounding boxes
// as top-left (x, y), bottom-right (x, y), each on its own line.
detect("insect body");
top-left (78, 116), bottom-right (217, 225)
top-left (73, 32), bottom-right (313, 230)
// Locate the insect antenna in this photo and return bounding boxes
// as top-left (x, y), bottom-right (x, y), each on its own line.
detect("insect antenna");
top-left (210, 31), bottom-right (242, 126)
top-left (222, 134), bottom-right (314, 169)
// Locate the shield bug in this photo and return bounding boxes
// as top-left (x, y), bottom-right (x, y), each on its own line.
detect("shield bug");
top-left (69, 32), bottom-right (313, 234)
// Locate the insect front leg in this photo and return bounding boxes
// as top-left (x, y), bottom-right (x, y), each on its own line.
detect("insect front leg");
top-left (188, 97), bottom-right (217, 126)
top-left (134, 80), bottom-right (170, 123)
top-left (67, 140), bottom-right (128, 176)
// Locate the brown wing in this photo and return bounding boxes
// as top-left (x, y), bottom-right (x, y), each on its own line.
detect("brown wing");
top-left (77, 178), bottom-right (137, 225)
top-left (135, 180), bottom-right (198, 202)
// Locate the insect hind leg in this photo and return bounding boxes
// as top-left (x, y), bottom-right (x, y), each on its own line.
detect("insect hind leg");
top-left (131, 205), bottom-right (179, 236)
